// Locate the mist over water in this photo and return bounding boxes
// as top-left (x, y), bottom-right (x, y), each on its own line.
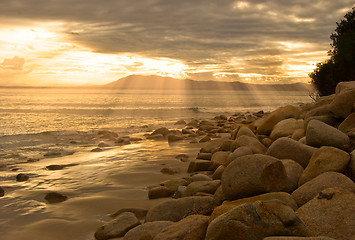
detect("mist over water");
top-left (0, 88), bottom-right (311, 136)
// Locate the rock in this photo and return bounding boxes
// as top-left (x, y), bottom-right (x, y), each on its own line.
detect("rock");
top-left (209, 192), bottom-right (299, 223)
top-left (232, 135), bottom-right (267, 154)
top-left (270, 118), bottom-right (304, 140)
top-left (291, 172), bottom-right (355, 206)
top-left (160, 167), bottom-right (178, 175)
top-left (160, 178), bottom-right (189, 192)
top-left (146, 133), bottom-right (164, 139)
top-left (205, 200), bottom-right (309, 240)
top-left (145, 196), bottom-right (216, 222)
top-left (43, 151), bottom-right (62, 157)
top-left (266, 137), bottom-right (317, 168)
top-left (187, 119), bottom-right (199, 127)
top-left (199, 135), bottom-right (211, 143)
top-left (183, 180), bottom-right (221, 197)
top-left (0, 187), bottom-right (4, 197)
top-left (174, 119), bottom-right (186, 125)
top-left (262, 137), bottom-right (274, 147)
top-left (91, 147), bottom-right (103, 152)
top-left (236, 126), bottom-right (257, 139)
top-left (335, 80), bottom-right (355, 94)
top-left (281, 159), bottom-right (304, 193)
top-left (200, 138), bottom-right (227, 153)
top-left (351, 149), bottom-right (355, 179)
top-left (98, 142), bottom-right (110, 148)
top-left (16, 173), bottom-right (29, 182)
top-left (210, 151), bottom-right (231, 169)
top-left (212, 165), bottom-right (225, 180)
top-left (304, 105), bottom-right (332, 119)
top-left (221, 154), bottom-right (288, 200)
top-left (151, 127), bottom-right (170, 136)
top-left (304, 115), bottom-right (337, 129)
top-left (95, 212), bottom-right (140, 240)
top-left (110, 208), bottom-right (148, 219)
top-left (225, 146), bottom-right (253, 166)
top-left (257, 105), bottom-right (302, 135)
top-left (124, 221), bottom-right (173, 240)
top-left (46, 164), bottom-right (77, 170)
top-left (338, 112), bottom-right (355, 133)
top-left (167, 134), bottom-right (184, 142)
top-left (44, 192), bottom-right (68, 204)
top-left (191, 174), bottom-right (212, 182)
top-left (129, 137), bottom-right (142, 141)
top-left (175, 154), bottom-right (189, 162)
top-left (264, 237), bottom-right (336, 240)
top-left (148, 186), bottom-right (174, 199)
top-left (154, 215), bottom-right (209, 240)
top-left (218, 140), bottom-right (234, 151)
top-left (197, 152), bottom-right (212, 160)
top-left (296, 188), bottom-right (355, 240)
top-left (306, 119), bottom-right (350, 150)
top-left (187, 160), bottom-right (212, 173)
top-left (298, 146), bottom-right (350, 186)
top-left (292, 128), bottom-right (305, 141)
top-left (329, 88), bottom-right (355, 118)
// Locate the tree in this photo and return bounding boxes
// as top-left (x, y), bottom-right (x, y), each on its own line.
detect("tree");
top-left (310, 7), bottom-right (355, 96)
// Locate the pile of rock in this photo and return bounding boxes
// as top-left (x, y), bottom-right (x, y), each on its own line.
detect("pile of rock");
top-left (94, 81), bottom-right (355, 240)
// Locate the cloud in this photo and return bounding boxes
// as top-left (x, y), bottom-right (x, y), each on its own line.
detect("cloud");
top-left (0, 0), bottom-right (354, 83)
top-left (0, 56), bottom-right (25, 70)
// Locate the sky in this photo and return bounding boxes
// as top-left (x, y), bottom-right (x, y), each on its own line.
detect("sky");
top-left (0, 0), bottom-right (354, 86)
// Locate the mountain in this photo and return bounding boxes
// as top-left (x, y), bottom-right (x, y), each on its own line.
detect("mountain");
top-left (103, 75), bottom-right (312, 91)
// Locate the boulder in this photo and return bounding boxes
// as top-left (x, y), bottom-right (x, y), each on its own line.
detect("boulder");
top-left (291, 172), bottom-right (355, 206)
top-left (291, 128), bottom-right (305, 141)
top-left (148, 186), bottom-right (174, 199)
top-left (183, 180), bottom-right (221, 197)
top-left (304, 105), bottom-right (332, 119)
top-left (0, 187), bottom-right (4, 197)
top-left (160, 167), bottom-right (178, 175)
top-left (187, 160), bottom-right (212, 173)
top-left (174, 119), bottom-right (186, 125)
top-left (44, 192), bottom-right (68, 204)
top-left (191, 174), bottom-right (212, 182)
top-left (231, 135), bottom-right (267, 154)
top-left (199, 135), bottom-right (211, 143)
top-left (329, 89), bottom-right (355, 118)
top-left (298, 146), bottom-right (350, 186)
top-left (221, 154), bottom-right (288, 200)
top-left (145, 196), bottom-right (216, 222)
top-left (225, 146), bottom-right (253, 166)
top-left (94, 212), bottom-right (140, 240)
top-left (124, 221), bottom-right (173, 240)
top-left (304, 115), bottom-right (337, 129)
top-left (236, 126), bottom-right (257, 139)
top-left (218, 139), bottom-right (234, 151)
top-left (338, 112), bottom-right (355, 133)
top-left (296, 188), bottom-right (355, 240)
top-left (266, 137), bottom-right (317, 168)
top-left (335, 80), bottom-right (355, 94)
top-left (205, 200), bottom-right (309, 240)
top-left (209, 192), bottom-right (298, 223)
top-left (270, 118), bottom-right (304, 140)
top-left (200, 138), bottom-right (227, 153)
top-left (110, 208), bottom-right (148, 219)
top-left (212, 165), bottom-right (225, 180)
top-left (154, 215), bottom-right (209, 240)
top-left (197, 152), bottom-right (212, 160)
top-left (257, 105), bottom-right (302, 135)
top-left (281, 159), bottom-right (304, 193)
top-left (167, 134), bottom-right (184, 142)
top-left (160, 178), bottom-right (189, 192)
top-left (16, 173), bottom-right (29, 182)
top-left (351, 149), bottom-right (355, 179)
top-left (210, 151), bottom-right (231, 169)
top-left (151, 127), bottom-right (170, 136)
top-left (306, 119), bottom-right (350, 150)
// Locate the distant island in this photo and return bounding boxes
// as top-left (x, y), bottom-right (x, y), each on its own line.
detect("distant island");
top-left (103, 75), bottom-right (312, 91)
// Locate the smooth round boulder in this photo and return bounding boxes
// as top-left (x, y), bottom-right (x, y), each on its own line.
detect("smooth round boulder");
top-left (95, 212), bottom-right (140, 240)
top-left (231, 135), bottom-right (267, 154)
top-left (145, 196), bottom-right (216, 222)
top-left (187, 160), bottom-right (212, 173)
top-left (221, 154), bottom-right (288, 200)
top-left (154, 215), bottom-right (209, 240)
top-left (151, 127), bottom-right (170, 136)
top-left (206, 200), bottom-right (309, 240)
top-left (270, 118), bottom-right (304, 140)
top-left (123, 221), bottom-right (173, 240)
top-left (236, 126), bottom-right (257, 139)
top-left (338, 112), bottom-right (355, 133)
top-left (160, 178), bottom-right (189, 192)
top-left (350, 149), bottom-right (355, 179)
top-left (291, 172), bottom-right (355, 207)
top-left (266, 137), bottom-right (317, 168)
top-left (16, 173), bottom-right (29, 182)
top-left (281, 159), bottom-right (304, 193)
top-left (200, 138), bottom-right (227, 153)
top-left (296, 188), bottom-right (355, 240)
top-left (183, 180), bottom-right (221, 197)
top-left (212, 165), bottom-right (225, 180)
top-left (148, 186), bottom-right (174, 199)
top-left (191, 174), bottom-right (212, 182)
top-left (210, 151), bottom-right (231, 169)
top-left (329, 88), bottom-right (355, 118)
top-left (225, 146), bottom-right (253, 166)
top-left (257, 105), bottom-right (302, 135)
top-left (298, 146), bottom-right (350, 186)
top-left (44, 192), bottom-right (68, 204)
top-left (306, 119), bottom-right (350, 150)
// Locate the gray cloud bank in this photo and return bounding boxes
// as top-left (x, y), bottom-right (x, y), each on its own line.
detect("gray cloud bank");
top-left (1, 0), bottom-right (354, 82)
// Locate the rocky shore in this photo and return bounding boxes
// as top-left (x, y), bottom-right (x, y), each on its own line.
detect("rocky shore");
top-left (92, 81), bottom-right (355, 240)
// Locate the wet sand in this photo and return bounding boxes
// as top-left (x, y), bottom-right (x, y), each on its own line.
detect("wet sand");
top-left (0, 135), bottom-right (205, 240)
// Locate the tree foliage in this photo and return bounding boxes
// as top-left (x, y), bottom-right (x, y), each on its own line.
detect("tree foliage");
top-left (310, 7), bottom-right (355, 96)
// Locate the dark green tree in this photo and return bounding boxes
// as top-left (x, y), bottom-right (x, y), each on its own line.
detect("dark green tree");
top-left (310, 7), bottom-right (355, 96)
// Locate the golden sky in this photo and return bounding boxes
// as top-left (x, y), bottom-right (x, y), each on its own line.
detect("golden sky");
top-left (0, 0), bottom-right (354, 86)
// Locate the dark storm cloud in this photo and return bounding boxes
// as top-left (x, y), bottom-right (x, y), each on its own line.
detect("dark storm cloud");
top-left (1, 0), bottom-right (354, 79)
